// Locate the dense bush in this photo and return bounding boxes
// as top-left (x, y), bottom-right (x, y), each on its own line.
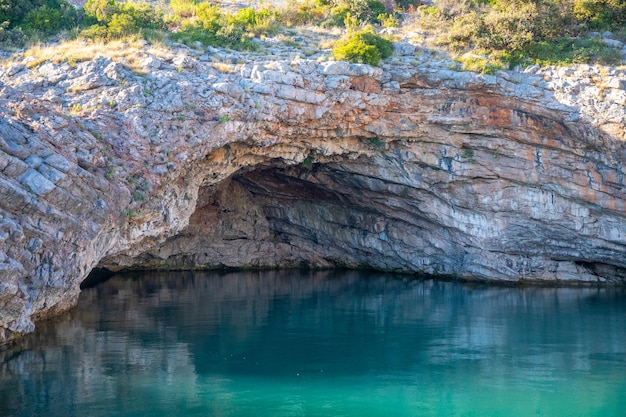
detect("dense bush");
top-left (0, 0), bottom-right (37, 27)
top-left (276, 0), bottom-right (394, 28)
top-left (0, 0), bottom-right (78, 46)
top-left (332, 26), bottom-right (392, 65)
top-left (421, 0), bottom-right (625, 68)
top-left (349, 0), bottom-right (387, 24)
top-left (171, 4), bottom-right (262, 50)
top-left (573, 0), bottom-right (626, 30)
top-left (22, 5), bottom-right (63, 33)
top-left (2, 0), bottom-right (624, 67)
top-left (81, 0), bottom-right (165, 39)
top-left (169, 0), bottom-right (197, 20)
top-left (227, 7), bottom-right (278, 36)
top-left (0, 0), bottom-right (77, 30)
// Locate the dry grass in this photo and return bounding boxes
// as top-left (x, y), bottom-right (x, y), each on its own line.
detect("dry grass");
top-left (211, 62), bottom-right (237, 73)
top-left (3, 39), bottom-right (174, 73)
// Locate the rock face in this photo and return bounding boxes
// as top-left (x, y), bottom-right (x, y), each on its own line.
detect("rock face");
top-left (1, 43), bottom-right (626, 344)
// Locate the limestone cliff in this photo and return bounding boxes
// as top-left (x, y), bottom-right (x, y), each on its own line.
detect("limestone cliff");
top-left (1, 42), bottom-right (626, 344)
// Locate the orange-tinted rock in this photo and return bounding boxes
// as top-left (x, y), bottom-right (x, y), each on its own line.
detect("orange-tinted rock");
top-left (1, 50), bottom-right (626, 345)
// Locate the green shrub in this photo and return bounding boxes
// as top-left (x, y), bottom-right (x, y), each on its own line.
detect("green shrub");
top-left (378, 12), bottom-right (399, 28)
top-left (423, 0), bottom-right (625, 67)
top-left (107, 12), bottom-right (137, 37)
top-left (444, 10), bottom-right (482, 51)
top-left (22, 5), bottom-right (62, 33)
top-left (0, 0), bottom-right (78, 46)
top-left (227, 7), bottom-right (278, 36)
top-left (277, 0), bottom-right (326, 27)
top-left (82, 0), bottom-right (165, 40)
top-left (171, 3), bottom-right (257, 50)
top-left (0, 21), bottom-right (27, 46)
top-left (478, 0), bottom-right (537, 53)
top-left (117, 2), bottom-right (164, 30)
top-left (333, 26), bottom-right (392, 66)
top-left (0, 0), bottom-right (38, 27)
top-left (366, 0), bottom-right (386, 22)
top-left (195, 3), bottom-right (222, 32)
top-left (1, 0), bottom-right (76, 30)
top-left (342, 0), bottom-right (386, 24)
top-left (573, 0), bottom-right (626, 30)
top-left (78, 23), bottom-right (108, 40)
top-left (315, 0), bottom-right (395, 27)
top-left (529, 36), bottom-right (622, 66)
top-left (83, 0), bottom-right (116, 24)
top-left (169, 0), bottom-right (197, 19)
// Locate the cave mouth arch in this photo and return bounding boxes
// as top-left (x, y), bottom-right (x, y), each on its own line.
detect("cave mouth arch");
top-left (97, 155), bottom-right (460, 277)
top-left (94, 144), bottom-right (626, 286)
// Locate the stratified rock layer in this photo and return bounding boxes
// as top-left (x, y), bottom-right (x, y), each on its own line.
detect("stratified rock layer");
top-left (1, 44), bottom-right (626, 343)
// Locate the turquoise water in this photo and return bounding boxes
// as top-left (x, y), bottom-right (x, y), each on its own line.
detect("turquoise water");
top-left (1, 270), bottom-right (625, 416)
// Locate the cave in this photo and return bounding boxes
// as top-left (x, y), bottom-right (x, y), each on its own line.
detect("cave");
top-left (101, 157), bottom-right (463, 275)
top-left (3, 49), bottom-right (626, 346)
top-left (97, 140), bottom-right (626, 286)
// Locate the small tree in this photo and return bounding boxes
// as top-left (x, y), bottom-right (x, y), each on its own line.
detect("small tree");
top-left (333, 26), bottom-right (393, 66)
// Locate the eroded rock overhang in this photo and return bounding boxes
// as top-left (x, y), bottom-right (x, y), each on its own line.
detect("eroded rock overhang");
top-left (1, 52), bottom-right (626, 344)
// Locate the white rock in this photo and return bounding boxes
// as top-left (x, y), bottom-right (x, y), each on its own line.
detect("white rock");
top-left (523, 64), bottom-right (540, 74)
top-left (173, 55), bottom-right (195, 69)
top-left (607, 78), bottom-right (626, 90)
top-left (103, 62), bottom-right (124, 80)
top-left (320, 61), bottom-right (352, 76)
top-left (142, 56), bottom-right (161, 69)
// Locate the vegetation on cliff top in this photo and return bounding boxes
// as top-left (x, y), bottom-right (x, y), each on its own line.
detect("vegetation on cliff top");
top-left (413, 0), bottom-right (625, 69)
top-left (0, 0), bottom-right (625, 68)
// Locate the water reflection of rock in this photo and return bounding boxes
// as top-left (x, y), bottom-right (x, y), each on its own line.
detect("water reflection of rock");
top-left (1, 271), bottom-right (625, 415)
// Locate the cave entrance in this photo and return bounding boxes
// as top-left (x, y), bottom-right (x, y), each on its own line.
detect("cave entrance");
top-left (97, 159), bottom-right (446, 274)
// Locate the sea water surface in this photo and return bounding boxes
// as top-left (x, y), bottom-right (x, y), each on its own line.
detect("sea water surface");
top-left (1, 270), bottom-right (625, 417)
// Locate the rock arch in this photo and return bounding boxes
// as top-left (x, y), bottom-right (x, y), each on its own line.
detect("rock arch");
top-left (2, 55), bottom-right (626, 344)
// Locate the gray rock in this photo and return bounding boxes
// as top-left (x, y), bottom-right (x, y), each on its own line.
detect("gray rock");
top-left (320, 61), bottom-right (352, 76)
top-left (601, 38), bottom-right (624, 48)
top-left (38, 163), bottom-right (67, 183)
top-left (173, 55), bottom-right (195, 69)
top-left (45, 154), bottom-right (73, 173)
top-left (213, 82), bottom-right (244, 99)
top-left (18, 168), bottom-right (56, 195)
top-left (523, 64), bottom-right (541, 74)
top-left (392, 42), bottom-right (417, 56)
top-left (2, 155), bottom-right (29, 178)
top-left (2, 41), bottom-right (626, 348)
top-left (257, 70), bottom-right (304, 87)
top-left (607, 78), bottom-right (626, 90)
top-left (24, 155), bottom-right (44, 169)
top-left (103, 62), bottom-right (125, 80)
top-left (7, 65), bottom-right (26, 77)
top-left (142, 56), bottom-right (162, 70)
top-left (37, 63), bottom-right (67, 85)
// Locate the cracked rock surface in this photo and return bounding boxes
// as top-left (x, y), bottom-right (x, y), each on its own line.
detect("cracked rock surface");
top-left (1, 42), bottom-right (626, 344)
